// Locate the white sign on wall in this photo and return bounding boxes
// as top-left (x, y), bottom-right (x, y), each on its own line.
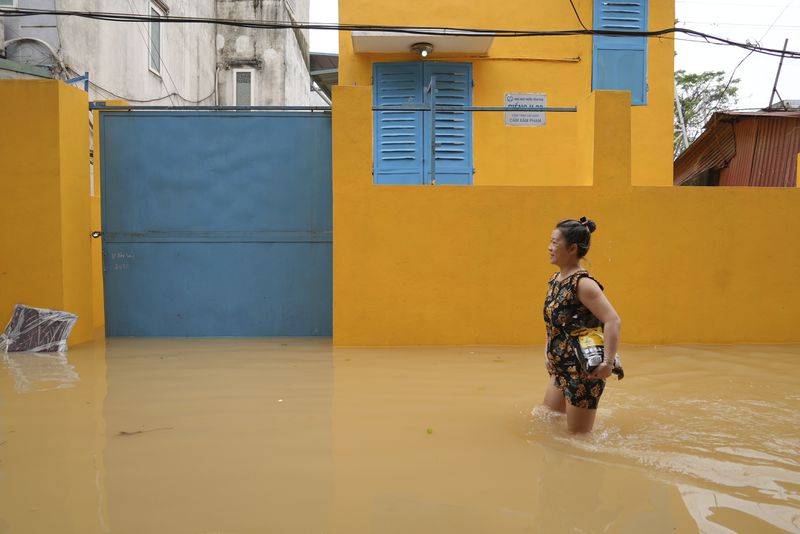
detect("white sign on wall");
top-left (504, 93), bottom-right (547, 127)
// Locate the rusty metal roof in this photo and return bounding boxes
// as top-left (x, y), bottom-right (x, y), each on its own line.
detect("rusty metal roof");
top-left (716, 110), bottom-right (800, 119)
top-left (674, 111), bottom-right (800, 187)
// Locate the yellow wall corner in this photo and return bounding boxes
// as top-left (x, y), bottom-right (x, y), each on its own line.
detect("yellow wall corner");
top-left (0, 80), bottom-right (97, 347)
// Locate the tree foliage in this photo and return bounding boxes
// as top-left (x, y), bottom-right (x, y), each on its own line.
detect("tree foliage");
top-left (674, 70), bottom-right (739, 158)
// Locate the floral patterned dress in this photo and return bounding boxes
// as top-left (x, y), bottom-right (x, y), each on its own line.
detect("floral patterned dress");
top-left (543, 270), bottom-right (606, 409)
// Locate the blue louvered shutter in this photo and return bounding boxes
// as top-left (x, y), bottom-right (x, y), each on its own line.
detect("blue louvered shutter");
top-left (592, 0), bottom-right (648, 106)
top-left (373, 62), bottom-right (424, 184)
top-left (424, 62), bottom-right (473, 185)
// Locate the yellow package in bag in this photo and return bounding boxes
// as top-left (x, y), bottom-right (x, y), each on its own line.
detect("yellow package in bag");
top-left (570, 326), bottom-right (624, 379)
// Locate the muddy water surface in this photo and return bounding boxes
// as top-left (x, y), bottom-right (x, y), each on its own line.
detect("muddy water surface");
top-left (0, 340), bottom-right (798, 533)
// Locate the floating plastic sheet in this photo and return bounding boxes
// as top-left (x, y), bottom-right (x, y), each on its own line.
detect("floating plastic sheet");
top-left (0, 304), bottom-right (79, 353)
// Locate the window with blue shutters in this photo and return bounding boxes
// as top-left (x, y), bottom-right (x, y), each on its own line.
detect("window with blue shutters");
top-left (423, 63), bottom-right (473, 185)
top-left (374, 62), bottom-right (473, 185)
top-left (592, 0), bottom-right (648, 106)
top-left (373, 63), bottom-right (425, 185)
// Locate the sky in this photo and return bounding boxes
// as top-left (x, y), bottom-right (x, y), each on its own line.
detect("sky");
top-left (309, 0), bottom-right (799, 111)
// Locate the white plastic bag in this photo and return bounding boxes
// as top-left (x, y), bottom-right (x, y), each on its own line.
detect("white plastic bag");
top-left (0, 304), bottom-right (79, 353)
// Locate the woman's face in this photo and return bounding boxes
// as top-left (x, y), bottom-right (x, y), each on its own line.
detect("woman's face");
top-left (548, 229), bottom-right (575, 266)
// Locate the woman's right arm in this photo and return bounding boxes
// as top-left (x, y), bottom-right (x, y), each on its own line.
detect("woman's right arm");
top-left (577, 277), bottom-right (621, 379)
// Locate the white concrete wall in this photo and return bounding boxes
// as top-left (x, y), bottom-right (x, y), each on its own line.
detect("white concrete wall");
top-left (283, 0), bottom-right (312, 105)
top-left (56, 0), bottom-right (217, 104)
top-left (2, 0), bottom-right (313, 105)
top-left (283, 22), bottom-right (311, 105)
top-left (216, 0), bottom-right (310, 106)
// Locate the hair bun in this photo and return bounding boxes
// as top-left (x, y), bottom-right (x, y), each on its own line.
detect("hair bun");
top-left (579, 217), bottom-right (597, 233)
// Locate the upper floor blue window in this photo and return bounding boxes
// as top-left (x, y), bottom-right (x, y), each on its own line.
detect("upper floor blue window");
top-left (373, 62), bottom-right (473, 185)
top-left (592, 0), bottom-right (648, 106)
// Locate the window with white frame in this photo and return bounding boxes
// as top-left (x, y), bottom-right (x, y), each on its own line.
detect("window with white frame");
top-left (0, 0), bottom-right (18, 7)
top-left (149, 2), bottom-right (164, 74)
top-left (234, 69), bottom-right (254, 106)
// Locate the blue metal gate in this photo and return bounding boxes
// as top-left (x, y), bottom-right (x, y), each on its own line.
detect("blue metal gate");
top-left (100, 111), bottom-right (332, 337)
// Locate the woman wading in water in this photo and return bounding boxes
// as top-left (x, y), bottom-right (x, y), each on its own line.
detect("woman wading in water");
top-left (543, 217), bottom-right (622, 433)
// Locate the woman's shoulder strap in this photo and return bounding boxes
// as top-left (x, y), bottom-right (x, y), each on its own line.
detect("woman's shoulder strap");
top-left (574, 271), bottom-right (604, 291)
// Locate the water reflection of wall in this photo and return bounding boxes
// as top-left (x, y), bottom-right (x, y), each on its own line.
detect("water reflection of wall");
top-left (102, 339), bottom-right (334, 533)
top-left (0, 342), bottom-right (109, 534)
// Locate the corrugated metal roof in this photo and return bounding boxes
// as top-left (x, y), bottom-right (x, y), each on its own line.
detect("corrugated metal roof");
top-left (748, 117), bottom-right (800, 186)
top-left (717, 110), bottom-right (800, 120)
top-left (674, 117), bottom-right (736, 184)
top-left (719, 120), bottom-right (756, 186)
top-left (675, 111), bottom-right (800, 187)
top-left (767, 100), bottom-right (800, 111)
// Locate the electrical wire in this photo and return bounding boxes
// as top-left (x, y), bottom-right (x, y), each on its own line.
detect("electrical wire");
top-left (712, 0), bottom-right (794, 112)
top-left (125, 1), bottom-right (217, 106)
top-left (57, 4), bottom-right (216, 104)
top-left (678, 21), bottom-right (800, 29)
top-left (567, 0), bottom-right (589, 31)
top-left (2, 6), bottom-right (800, 59)
top-left (62, 64), bottom-right (214, 102)
top-left (87, 78), bottom-right (216, 103)
top-left (676, 0), bottom-right (795, 6)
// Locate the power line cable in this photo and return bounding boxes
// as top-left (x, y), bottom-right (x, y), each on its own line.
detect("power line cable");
top-left (124, 1), bottom-right (215, 105)
top-left (62, 63), bottom-right (214, 102)
top-left (679, 21), bottom-right (800, 29)
top-left (676, 0), bottom-right (795, 6)
top-left (2, 6), bottom-right (800, 59)
top-left (712, 0), bottom-right (794, 112)
top-left (61, 3), bottom-right (216, 104)
top-left (91, 80), bottom-right (216, 103)
top-left (567, 0), bottom-right (589, 31)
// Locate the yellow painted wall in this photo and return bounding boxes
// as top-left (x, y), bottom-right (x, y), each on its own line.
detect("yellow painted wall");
top-left (332, 86), bottom-right (800, 345)
top-left (338, 0), bottom-right (674, 186)
top-left (0, 80), bottom-right (98, 346)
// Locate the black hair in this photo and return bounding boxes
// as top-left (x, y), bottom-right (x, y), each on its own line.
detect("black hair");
top-left (555, 217), bottom-right (597, 258)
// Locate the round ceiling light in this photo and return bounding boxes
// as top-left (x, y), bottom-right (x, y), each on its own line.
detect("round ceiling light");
top-left (410, 42), bottom-right (434, 58)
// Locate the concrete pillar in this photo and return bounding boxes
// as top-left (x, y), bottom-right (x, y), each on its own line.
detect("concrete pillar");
top-left (0, 80), bottom-right (95, 345)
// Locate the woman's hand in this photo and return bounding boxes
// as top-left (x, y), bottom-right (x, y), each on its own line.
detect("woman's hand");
top-left (590, 361), bottom-right (613, 380)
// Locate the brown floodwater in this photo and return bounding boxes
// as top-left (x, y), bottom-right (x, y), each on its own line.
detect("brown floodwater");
top-left (0, 339), bottom-right (798, 533)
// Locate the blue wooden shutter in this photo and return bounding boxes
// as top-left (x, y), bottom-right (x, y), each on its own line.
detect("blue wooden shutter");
top-left (373, 62), bottom-right (424, 184)
top-left (424, 62), bottom-right (473, 185)
top-left (592, 0), bottom-right (648, 106)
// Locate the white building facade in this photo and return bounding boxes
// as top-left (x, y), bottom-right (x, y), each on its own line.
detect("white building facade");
top-left (0, 0), bottom-right (315, 106)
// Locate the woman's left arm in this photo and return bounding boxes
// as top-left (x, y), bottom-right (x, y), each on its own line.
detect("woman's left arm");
top-left (577, 277), bottom-right (621, 379)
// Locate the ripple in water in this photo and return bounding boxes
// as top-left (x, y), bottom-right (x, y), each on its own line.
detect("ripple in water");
top-left (526, 391), bottom-right (800, 533)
